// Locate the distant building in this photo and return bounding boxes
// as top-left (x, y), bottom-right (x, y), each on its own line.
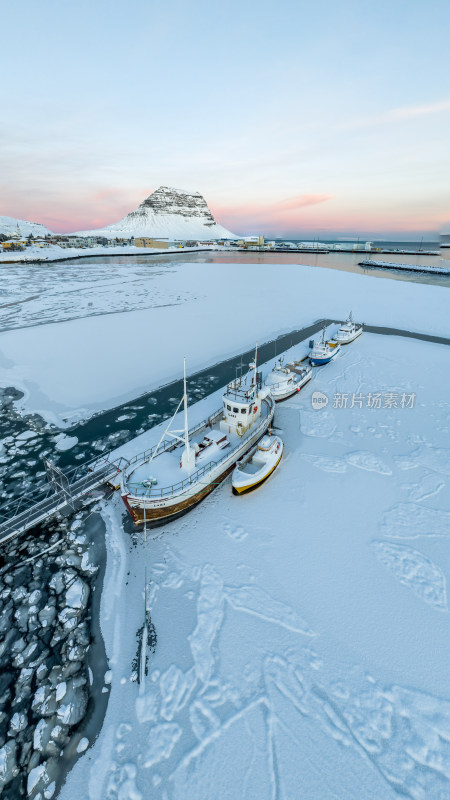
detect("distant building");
top-left (237, 235), bottom-right (265, 249)
top-left (54, 235), bottom-right (100, 248)
top-left (440, 233), bottom-right (450, 260)
top-left (2, 240), bottom-right (25, 251)
top-left (327, 242), bottom-right (372, 252)
top-left (135, 238), bottom-right (169, 249)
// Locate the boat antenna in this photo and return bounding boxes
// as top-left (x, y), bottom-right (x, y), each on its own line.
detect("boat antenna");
top-left (254, 342), bottom-right (258, 388)
top-left (183, 357), bottom-right (190, 457)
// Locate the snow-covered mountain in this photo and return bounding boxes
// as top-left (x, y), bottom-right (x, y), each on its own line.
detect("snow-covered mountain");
top-left (75, 186), bottom-right (238, 240)
top-left (0, 216), bottom-right (53, 238)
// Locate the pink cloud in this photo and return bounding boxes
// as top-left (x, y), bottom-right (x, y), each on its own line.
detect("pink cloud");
top-left (212, 199), bottom-right (445, 237)
top-left (0, 186), bottom-right (151, 233)
top-left (274, 194), bottom-right (333, 211)
top-left (210, 194), bottom-right (334, 233)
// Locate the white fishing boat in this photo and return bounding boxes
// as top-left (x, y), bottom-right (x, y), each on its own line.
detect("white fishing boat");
top-left (121, 350), bottom-right (275, 525)
top-left (265, 358), bottom-right (304, 401)
top-left (309, 328), bottom-right (341, 366)
top-left (231, 434), bottom-right (283, 494)
top-left (333, 312), bottom-right (363, 344)
top-left (286, 361), bottom-right (313, 390)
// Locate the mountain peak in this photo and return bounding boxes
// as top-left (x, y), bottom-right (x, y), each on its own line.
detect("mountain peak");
top-left (75, 186), bottom-right (238, 240)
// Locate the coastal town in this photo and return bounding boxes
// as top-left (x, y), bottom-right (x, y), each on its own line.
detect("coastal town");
top-left (0, 221), bottom-right (440, 263)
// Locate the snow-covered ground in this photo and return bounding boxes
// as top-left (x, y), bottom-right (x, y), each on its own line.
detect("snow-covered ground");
top-left (59, 328), bottom-right (450, 800)
top-left (0, 243), bottom-right (215, 265)
top-left (0, 261), bottom-right (447, 426)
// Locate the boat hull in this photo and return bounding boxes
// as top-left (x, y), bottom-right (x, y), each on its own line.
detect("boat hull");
top-left (272, 384), bottom-right (300, 402)
top-left (122, 460), bottom-right (236, 525)
top-left (270, 369), bottom-right (312, 401)
top-left (310, 351), bottom-right (340, 366)
top-left (232, 447), bottom-right (283, 494)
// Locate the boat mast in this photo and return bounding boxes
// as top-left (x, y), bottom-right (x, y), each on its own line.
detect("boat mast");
top-left (183, 357), bottom-right (190, 456)
top-left (254, 342), bottom-right (258, 388)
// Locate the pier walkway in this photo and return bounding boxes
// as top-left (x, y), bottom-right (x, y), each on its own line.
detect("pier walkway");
top-left (0, 454), bottom-right (128, 546)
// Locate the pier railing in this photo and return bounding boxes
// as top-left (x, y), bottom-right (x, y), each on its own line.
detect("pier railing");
top-left (0, 452), bottom-right (129, 545)
top-left (0, 396), bottom-right (272, 542)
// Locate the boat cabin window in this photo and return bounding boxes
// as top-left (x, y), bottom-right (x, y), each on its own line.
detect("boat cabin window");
top-left (241, 408), bottom-right (247, 414)
top-left (227, 404), bottom-right (231, 411)
top-left (233, 407), bottom-right (239, 413)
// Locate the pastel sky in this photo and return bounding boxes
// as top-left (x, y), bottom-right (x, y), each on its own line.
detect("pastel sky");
top-left (1, 0), bottom-right (449, 238)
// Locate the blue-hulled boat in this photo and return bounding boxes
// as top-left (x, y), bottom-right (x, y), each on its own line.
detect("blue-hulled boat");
top-left (309, 328), bottom-right (341, 366)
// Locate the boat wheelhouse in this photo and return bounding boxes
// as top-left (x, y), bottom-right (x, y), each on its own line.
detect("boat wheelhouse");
top-left (121, 352), bottom-right (275, 525)
top-left (333, 312), bottom-right (363, 344)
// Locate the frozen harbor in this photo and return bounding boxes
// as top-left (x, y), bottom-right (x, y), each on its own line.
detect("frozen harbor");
top-left (0, 259), bottom-right (448, 427)
top-left (57, 329), bottom-right (450, 800)
top-left (0, 258), bottom-right (449, 798)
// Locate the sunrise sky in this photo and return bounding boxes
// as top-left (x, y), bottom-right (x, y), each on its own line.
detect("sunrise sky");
top-left (1, 0), bottom-right (449, 238)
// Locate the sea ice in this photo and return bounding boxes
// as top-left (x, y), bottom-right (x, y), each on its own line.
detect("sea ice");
top-left (372, 541), bottom-right (447, 610)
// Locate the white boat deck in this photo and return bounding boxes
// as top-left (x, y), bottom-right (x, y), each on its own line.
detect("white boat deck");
top-left (238, 459), bottom-right (263, 476)
top-left (126, 401), bottom-right (271, 493)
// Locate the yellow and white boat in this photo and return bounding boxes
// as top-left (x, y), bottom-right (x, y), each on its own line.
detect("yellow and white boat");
top-left (231, 434), bottom-right (283, 494)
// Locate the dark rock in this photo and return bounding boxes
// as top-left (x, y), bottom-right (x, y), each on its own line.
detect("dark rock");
top-left (12, 566), bottom-right (32, 587)
top-left (0, 671), bottom-right (15, 697)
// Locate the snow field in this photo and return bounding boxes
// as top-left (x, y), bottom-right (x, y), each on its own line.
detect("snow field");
top-left (60, 331), bottom-right (450, 799)
top-left (0, 261), bottom-right (448, 426)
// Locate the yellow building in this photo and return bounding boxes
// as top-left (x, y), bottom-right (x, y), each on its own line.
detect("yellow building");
top-left (2, 241), bottom-right (26, 249)
top-left (237, 235), bottom-right (265, 249)
top-left (135, 237), bottom-right (169, 249)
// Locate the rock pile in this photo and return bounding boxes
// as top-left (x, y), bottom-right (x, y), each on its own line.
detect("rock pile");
top-left (0, 513), bottom-right (100, 798)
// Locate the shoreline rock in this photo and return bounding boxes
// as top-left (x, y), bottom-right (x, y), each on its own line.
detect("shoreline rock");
top-left (0, 509), bottom-right (108, 798)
